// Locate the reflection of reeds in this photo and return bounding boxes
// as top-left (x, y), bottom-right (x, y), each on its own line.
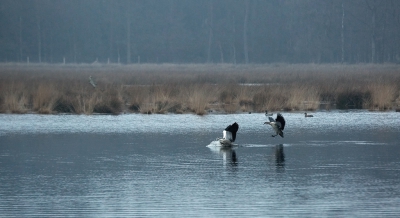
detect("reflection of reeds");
top-left (0, 63), bottom-right (399, 114)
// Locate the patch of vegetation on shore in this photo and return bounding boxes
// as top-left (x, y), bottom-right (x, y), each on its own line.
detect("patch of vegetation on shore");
top-left (0, 63), bottom-right (399, 115)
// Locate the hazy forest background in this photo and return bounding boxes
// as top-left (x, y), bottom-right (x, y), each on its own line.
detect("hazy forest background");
top-left (1, 0), bottom-right (400, 115)
top-left (1, 0), bottom-right (400, 64)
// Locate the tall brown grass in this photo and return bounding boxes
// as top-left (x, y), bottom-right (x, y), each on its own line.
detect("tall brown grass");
top-left (33, 83), bottom-right (57, 114)
top-left (186, 84), bottom-right (214, 115)
top-left (1, 81), bottom-right (30, 113)
top-left (364, 79), bottom-right (398, 110)
top-left (0, 63), bottom-right (399, 114)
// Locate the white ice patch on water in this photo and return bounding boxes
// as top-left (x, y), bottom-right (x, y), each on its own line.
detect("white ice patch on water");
top-left (241, 144), bottom-right (276, 148)
top-left (206, 140), bottom-right (222, 147)
top-left (206, 140), bottom-right (238, 148)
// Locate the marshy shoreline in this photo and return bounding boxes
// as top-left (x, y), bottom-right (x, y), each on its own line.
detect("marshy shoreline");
top-left (1, 63), bottom-right (399, 115)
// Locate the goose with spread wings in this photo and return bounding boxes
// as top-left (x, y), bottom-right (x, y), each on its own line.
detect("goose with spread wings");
top-left (264, 113), bottom-right (286, 138)
top-left (218, 122), bottom-right (239, 146)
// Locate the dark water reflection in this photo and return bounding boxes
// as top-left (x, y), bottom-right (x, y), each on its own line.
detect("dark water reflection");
top-left (1, 112), bottom-right (400, 217)
top-left (274, 144), bottom-right (285, 171)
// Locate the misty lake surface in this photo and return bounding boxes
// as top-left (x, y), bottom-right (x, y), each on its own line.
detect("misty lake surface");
top-left (1, 111), bottom-right (400, 217)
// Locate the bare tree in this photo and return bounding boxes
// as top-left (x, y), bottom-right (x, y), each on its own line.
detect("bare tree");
top-left (341, 1), bottom-right (345, 63)
top-left (365, 0), bottom-right (377, 63)
top-left (34, 0), bottom-right (42, 63)
top-left (19, 16), bottom-right (23, 62)
top-left (126, 1), bottom-right (131, 64)
top-left (206, 0), bottom-right (214, 63)
top-left (243, 0), bottom-right (249, 64)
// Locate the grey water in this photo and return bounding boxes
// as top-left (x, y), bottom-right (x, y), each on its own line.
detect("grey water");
top-left (1, 111), bottom-right (400, 217)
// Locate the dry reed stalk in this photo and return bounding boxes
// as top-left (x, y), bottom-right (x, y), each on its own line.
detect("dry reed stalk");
top-left (75, 92), bottom-right (100, 114)
top-left (33, 84), bottom-right (59, 114)
top-left (1, 82), bottom-right (29, 113)
top-left (150, 84), bottom-right (181, 113)
top-left (218, 84), bottom-right (240, 113)
top-left (93, 94), bottom-right (123, 114)
top-left (185, 84), bottom-right (213, 115)
top-left (367, 82), bottom-right (397, 110)
top-left (124, 85), bottom-right (146, 112)
top-left (126, 86), bottom-right (157, 114)
top-left (3, 93), bottom-right (29, 113)
top-left (236, 86), bottom-right (256, 112)
top-left (138, 100), bottom-right (155, 114)
top-left (137, 89), bottom-right (158, 114)
top-left (253, 85), bottom-right (287, 112)
top-left (286, 84), bottom-right (320, 111)
top-left (1, 64), bottom-right (400, 114)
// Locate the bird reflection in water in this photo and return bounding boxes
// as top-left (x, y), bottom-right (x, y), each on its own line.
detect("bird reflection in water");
top-left (274, 144), bottom-right (285, 171)
top-left (220, 147), bottom-right (238, 168)
top-left (208, 146), bottom-right (238, 170)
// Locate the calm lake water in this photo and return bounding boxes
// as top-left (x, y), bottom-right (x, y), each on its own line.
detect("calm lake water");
top-left (1, 111), bottom-right (400, 217)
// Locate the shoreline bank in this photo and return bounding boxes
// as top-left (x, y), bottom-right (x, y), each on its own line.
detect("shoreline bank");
top-left (1, 64), bottom-right (399, 115)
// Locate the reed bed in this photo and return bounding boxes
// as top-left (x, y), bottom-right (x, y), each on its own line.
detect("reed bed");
top-left (0, 63), bottom-right (399, 115)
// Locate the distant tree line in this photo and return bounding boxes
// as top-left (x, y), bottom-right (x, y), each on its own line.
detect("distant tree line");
top-left (0, 0), bottom-right (400, 64)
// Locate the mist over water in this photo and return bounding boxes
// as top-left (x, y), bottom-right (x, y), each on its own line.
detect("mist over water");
top-left (1, 111), bottom-right (400, 217)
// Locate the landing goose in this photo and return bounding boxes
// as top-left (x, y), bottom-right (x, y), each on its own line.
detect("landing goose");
top-left (218, 122), bottom-right (239, 146)
top-left (264, 113), bottom-right (285, 138)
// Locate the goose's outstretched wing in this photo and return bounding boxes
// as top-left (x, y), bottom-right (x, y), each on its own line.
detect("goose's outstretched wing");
top-left (276, 113), bottom-right (285, 130)
top-left (224, 122), bottom-right (239, 142)
top-left (268, 117), bottom-right (275, 122)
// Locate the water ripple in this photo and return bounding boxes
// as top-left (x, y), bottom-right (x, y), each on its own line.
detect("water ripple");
top-left (1, 111), bottom-right (400, 217)
top-left (1, 111), bottom-right (399, 136)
